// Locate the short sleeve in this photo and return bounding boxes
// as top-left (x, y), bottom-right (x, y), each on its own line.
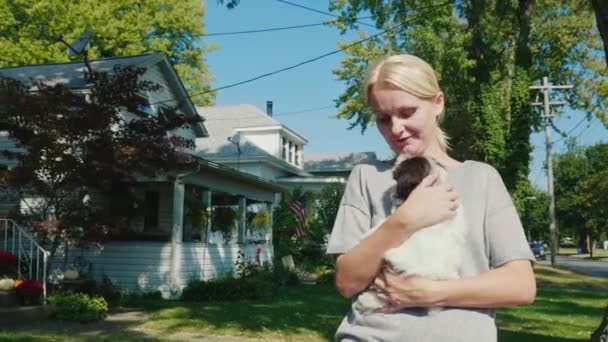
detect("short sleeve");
top-left (326, 165), bottom-right (372, 255)
top-left (484, 167), bottom-right (535, 267)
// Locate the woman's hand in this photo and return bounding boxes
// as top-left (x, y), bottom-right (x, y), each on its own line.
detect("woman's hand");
top-left (390, 172), bottom-right (459, 233)
top-left (373, 269), bottom-right (445, 313)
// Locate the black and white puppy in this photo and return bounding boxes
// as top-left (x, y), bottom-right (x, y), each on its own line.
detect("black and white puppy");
top-left (354, 154), bottom-right (468, 314)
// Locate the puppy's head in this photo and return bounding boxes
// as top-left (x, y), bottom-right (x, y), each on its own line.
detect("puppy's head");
top-left (392, 155), bottom-right (432, 203)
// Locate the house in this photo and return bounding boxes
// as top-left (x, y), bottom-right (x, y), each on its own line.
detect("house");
top-left (196, 103), bottom-right (377, 193)
top-left (0, 53), bottom-right (283, 297)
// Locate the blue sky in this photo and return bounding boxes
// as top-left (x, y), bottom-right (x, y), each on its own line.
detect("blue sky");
top-left (203, 1), bottom-right (607, 189)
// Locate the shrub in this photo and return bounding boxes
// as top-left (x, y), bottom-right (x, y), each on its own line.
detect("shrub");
top-left (48, 293), bottom-right (108, 323)
top-left (181, 250), bottom-right (299, 302)
top-left (315, 270), bottom-right (335, 285)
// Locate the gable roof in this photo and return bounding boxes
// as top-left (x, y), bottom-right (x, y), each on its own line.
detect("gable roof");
top-left (303, 152), bottom-right (378, 172)
top-left (0, 53), bottom-right (206, 136)
top-left (196, 104), bottom-right (306, 158)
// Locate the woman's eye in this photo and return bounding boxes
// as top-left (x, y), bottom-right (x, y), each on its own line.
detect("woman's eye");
top-left (399, 109), bottom-right (415, 118)
top-left (376, 115), bottom-right (390, 124)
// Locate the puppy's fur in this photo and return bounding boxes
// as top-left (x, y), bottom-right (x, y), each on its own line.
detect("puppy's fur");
top-left (353, 154), bottom-right (468, 314)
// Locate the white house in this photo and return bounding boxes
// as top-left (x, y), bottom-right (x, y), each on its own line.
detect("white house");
top-left (196, 103), bottom-right (377, 193)
top-left (0, 53), bottom-right (282, 296)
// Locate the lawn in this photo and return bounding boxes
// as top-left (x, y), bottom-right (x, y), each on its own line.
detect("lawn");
top-left (560, 247), bottom-right (608, 262)
top-left (0, 265), bottom-right (606, 341)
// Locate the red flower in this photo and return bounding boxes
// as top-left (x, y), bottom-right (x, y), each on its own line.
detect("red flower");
top-left (16, 280), bottom-right (43, 297)
top-left (256, 245), bottom-right (262, 254)
top-left (0, 251), bottom-right (17, 264)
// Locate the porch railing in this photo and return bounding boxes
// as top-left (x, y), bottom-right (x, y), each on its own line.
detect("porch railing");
top-left (0, 218), bottom-right (50, 303)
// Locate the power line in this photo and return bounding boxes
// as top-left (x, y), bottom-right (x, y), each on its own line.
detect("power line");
top-left (275, 105), bottom-right (334, 116)
top-left (275, 0), bottom-right (375, 28)
top-left (202, 22), bottom-right (327, 36)
top-left (151, 1), bottom-right (454, 106)
top-left (203, 106), bottom-right (336, 120)
top-left (553, 115), bottom-right (589, 145)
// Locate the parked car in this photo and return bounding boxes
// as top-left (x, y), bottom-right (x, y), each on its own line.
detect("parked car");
top-left (559, 240), bottom-right (575, 248)
top-left (530, 242), bottom-right (546, 260)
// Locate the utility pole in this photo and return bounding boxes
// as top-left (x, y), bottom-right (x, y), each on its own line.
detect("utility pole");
top-left (530, 77), bottom-right (572, 267)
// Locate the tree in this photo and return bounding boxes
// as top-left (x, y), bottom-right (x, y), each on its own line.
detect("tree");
top-left (328, 0), bottom-right (607, 195)
top-left (554, 142), bottom-right (608, 254)
top-left (592, 0), bottom-right (608, 68)
top-left (0, 66), bottom-right (201, 262)
top-left (0, 0), bottom-right (215, 105)
top-left (518, 189), bottom-right (550, 243)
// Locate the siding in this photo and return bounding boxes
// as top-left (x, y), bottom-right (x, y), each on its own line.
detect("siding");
top-left (57, 242), bottom-right (274, 293)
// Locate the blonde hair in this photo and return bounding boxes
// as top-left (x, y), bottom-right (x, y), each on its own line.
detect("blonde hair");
top-left (364, 54), bottom-right (450, 152)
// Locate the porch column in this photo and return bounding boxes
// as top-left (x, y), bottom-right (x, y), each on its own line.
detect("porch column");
top-left (170, 179), bottom-right (185, 289)
top-left (202, 189), bottom-right (212, 243)
top-left (266, 201), bottom-right (273, 243)
top-left (238, 196), bottom-right (246, 243)
top-left (269, 192), bottom-right (281, 243)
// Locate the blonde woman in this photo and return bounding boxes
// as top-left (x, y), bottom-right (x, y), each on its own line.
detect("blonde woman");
top-left (327, 54), bottom-right (536, 341)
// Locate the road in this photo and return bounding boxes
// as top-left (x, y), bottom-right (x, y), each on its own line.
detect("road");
top-left (538, 255), bottom-right (608, 277)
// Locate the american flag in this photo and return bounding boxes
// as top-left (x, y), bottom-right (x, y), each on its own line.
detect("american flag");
top-left (290, 197), bottom-right (308, 237)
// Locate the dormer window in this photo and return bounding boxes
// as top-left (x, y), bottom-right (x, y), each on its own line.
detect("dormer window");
top-left (131, 94), bottom-right (156, 117)
top-left (288, 141), bottom-right (293, 163)
top-left (282, 137), bottom-right (288, 159)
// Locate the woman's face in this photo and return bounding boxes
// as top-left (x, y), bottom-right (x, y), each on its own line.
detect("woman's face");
top-left (369, 82), bottom-right (443, 156)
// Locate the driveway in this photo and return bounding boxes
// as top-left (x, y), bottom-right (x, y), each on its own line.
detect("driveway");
top-left (538, 255), bottom-right (608, 277)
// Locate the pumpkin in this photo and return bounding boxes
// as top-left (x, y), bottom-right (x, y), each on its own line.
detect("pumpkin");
top-left (13, 279), bottom-right (23, 288)
top-left (64, 268), bottom-right (79, 280)
top-left (0, 278), bottom-right (15, 290)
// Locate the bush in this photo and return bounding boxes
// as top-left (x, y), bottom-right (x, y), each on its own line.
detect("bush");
top-left (48, 293), bottom-right (108, 323)
top-left (181, 250), bottom-right (299, 302)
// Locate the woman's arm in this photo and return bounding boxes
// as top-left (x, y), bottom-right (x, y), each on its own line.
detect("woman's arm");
top-left (335, 216), bottom-right (414, 298)
top-left (335, 173), bottom-right (459, 298)
top-left (374, 259), bottom-right (536, 310)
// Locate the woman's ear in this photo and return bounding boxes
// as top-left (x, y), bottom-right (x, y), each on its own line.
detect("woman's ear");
top-left (432, 92), bottom-right (445, 119)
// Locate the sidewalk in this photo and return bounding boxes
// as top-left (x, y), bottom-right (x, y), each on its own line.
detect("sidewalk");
top-left (0, 306), bottom-right (261, 341)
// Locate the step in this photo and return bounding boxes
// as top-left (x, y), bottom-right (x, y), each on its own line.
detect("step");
top-left (0, 304), bottom-right (48, 324)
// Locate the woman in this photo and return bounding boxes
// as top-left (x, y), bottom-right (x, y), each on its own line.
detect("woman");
top-left (326, 54), bottom-right (536, 341)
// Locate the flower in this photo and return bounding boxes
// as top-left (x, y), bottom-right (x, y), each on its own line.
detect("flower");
top-left (0, 252), bottom-right (16, 264)
top-left (16, 279), bottom-right (43, 297)
top-left (256, 245), bottom-right (262, 254)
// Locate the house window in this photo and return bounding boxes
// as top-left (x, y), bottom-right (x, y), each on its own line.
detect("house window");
top-left (282, 137), bottom-right (288, 160)
top-left (132, 94), bottom-right (156, 117)
top-left (143, 191), bottom-right (159, 231)
top-left (295, 145), bottom-right (300, 166)
top-left (288, 141), bottom-right (293, 163)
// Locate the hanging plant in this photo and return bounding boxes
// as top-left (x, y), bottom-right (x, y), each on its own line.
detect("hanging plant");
top-left (184, 194), bottom-right (209, 232)
top-left (211, 206), bottom-right (237, 241)
top-left (249, 210), bottom-right (270, 232)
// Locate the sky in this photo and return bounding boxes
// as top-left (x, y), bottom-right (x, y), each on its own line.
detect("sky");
top-left (203, 0), bottom-right (608, 190)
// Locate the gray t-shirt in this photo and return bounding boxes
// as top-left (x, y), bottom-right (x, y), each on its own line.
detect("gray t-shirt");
top-left (327, 159), bottom-right (534, 342)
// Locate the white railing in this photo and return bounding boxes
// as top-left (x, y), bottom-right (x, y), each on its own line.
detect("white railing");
top-left (0, 218), bottom-right (50, 303)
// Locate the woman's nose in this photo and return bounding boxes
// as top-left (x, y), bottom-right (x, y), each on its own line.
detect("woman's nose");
top-left (390, 117), bottom-right (405, 135)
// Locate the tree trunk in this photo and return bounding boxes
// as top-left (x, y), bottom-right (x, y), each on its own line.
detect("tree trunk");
top-left (592, 0), bottom-right (608, 68)
top-left (579, 229), bottom-right (589, 254)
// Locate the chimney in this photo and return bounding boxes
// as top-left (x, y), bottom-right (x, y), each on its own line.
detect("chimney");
top-left (266, 100), bottom-right (273, 116)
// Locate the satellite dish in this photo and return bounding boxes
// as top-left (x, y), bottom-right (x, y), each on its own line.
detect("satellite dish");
top-left (227, 133), bottom-right (240, 145)
top-left (66, 30), bottom-right (93, 56)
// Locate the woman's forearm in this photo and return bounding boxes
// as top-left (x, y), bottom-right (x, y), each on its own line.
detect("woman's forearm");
top-left (335, 216), bottom-right (413, 298)
top-left (437, 259), bottom-right (536, 308)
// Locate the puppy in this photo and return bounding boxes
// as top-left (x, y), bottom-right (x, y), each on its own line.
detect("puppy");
top-left (353, 154), bottom-right (468, 314)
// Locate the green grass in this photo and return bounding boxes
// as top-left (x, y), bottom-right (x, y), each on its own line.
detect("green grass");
top-left (535, 264), bottom-right (608, 288)
top-left (497, 287), bottom-right (606, 341)
top-left (134, 283), bottom-right (350, 341)
top-left (560, 247), bottom-right (608, 261)
top-left (0, 266), bottom-right (606, 341)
